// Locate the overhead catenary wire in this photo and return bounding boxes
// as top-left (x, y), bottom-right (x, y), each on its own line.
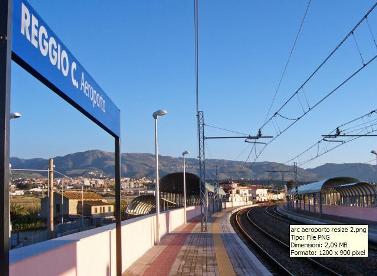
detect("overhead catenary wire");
top-left (366, 16), bottom-right (377, 49)
top-left (205, 123), bottom-right (249, 136)
top-left (264, 0), bottom-right (313, 122)
top-left (245, 142), bottom-right (256, 164)
top-left (234, 143), bottom-right (253, 161)
top-left (286, 119), bottom-right (377, 164)
top-left (298, 126), bottom-right (377, 166)
top-left (252, 2), bottom-right (377, 165)
top-left (351, 31), bottom-right (365, 65)
top-left (260, 2), bottom-right (377, 132)
top-left (285, 109), bottom-right (377, 165)
top-left (300, 127), bottom-right (377, 166)
top-left (254, 50), bottom-right (377, 163)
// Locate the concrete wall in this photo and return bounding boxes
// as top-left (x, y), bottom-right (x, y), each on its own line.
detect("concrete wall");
top-left (224, 201), bottom-right (250, 208)
top-left (10, 205), bottom-right (201, 276)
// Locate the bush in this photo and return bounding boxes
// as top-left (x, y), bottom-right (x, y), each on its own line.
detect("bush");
top-left (11, 203), bottom-right (46, 232)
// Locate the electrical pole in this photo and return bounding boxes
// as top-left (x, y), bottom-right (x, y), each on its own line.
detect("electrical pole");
top-left (294, 162), bottom-right (298, 210)
top-left (198, 111), bottom-right (207, 231)
top-left (81, 184), bottom-right (84, 229)
top-left (265, 170), bottom-right (290, 186)
top-left (61, 179), bottom-right (64, 225)
top-left (48, 159), bottom-right (54, 238)
top-left (215, 165), bottom-right (219, 211)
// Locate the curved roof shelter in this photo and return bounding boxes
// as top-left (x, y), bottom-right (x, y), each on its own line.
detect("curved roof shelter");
top-left (160, 172), bottom-right (200, 195)
top-left (291, 177), bottom-right (359, 195)
top-left (126, 172), bottom-right (225, 217)
top-left (160, 172), bottom-right (226, 196)
top-left (125, 194), bottom-right (181, 217)
top-left (334, 182), bottom-right (377, 198)
top-left (126, 195), bottom-right (156, 216)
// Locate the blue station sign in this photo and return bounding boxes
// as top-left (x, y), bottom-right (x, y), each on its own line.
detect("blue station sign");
top-left (12, 0), bottom-right (120, 137)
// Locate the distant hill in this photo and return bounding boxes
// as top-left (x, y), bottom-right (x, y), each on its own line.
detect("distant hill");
top-left (10, 150), bottom-right (377, 183)
top-left (307, 163), bottom-right (377, 182)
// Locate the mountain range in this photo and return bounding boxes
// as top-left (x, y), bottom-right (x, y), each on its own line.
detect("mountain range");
top-left (10, 150), bottom-right (377, 183)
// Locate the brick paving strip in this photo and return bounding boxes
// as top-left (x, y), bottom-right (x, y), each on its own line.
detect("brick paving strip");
top-left (141, 221), bottom-right (197, 276)
top-left (172, 221), bottom-right (218, 276)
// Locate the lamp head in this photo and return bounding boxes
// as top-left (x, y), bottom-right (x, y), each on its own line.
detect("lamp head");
top-left (182, 150), bottom-right (189, 156)
top-left (153, 109), bottom-right (168, 119)
top-left (372, 150), bottom-right (377, 155)
top-left (10, 112), bottom-right (22, 119)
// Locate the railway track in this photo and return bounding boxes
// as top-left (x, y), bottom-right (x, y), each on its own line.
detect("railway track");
top-left (234, 205), bottom-right (377, 275)
top-left (234, 208), bottom-right (292, 275)
top-left (235, 206), bottom-right (340, 275)
top-left (268, 205), bottom-right (377, 252)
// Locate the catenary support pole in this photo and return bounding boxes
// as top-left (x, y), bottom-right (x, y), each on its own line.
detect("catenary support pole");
top-left (0, 0), bottom-right (12, 274)
top-left (115, 137), bottom-right (122, 276)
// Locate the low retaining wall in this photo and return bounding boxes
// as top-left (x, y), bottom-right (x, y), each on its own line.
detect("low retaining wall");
top-left (224, 201), bottom-right (251, 208)
top-left (10, 205), bottom-right (201, 276)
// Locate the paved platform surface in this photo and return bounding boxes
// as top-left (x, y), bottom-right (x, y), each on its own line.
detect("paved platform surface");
top-left (124, 207), bottom-right (271, 276)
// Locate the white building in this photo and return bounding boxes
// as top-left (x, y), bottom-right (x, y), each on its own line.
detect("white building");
top-left (221, 182), bottom-right (269, 204)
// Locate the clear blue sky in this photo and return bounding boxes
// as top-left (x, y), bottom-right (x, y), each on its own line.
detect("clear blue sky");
top-left (10, 0), bottom-right (377, 168)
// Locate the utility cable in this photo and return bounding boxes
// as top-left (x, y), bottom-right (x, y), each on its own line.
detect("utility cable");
top-left (205, 123), bottom-right (249, 136)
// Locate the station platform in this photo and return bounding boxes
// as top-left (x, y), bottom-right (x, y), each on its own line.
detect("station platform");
top-left (124, 207), bottom-right (271, 276)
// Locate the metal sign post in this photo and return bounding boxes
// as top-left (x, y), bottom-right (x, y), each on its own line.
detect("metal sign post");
top-left (115, 137), bottom-right (122, 275)
top-left (0, 0), bottom-right (12, 274)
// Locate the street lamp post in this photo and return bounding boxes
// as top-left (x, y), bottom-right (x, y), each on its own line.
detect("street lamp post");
top-left (182, 151), bottom-right (189, 224)
top-left (153, 109), bottom-right (167, 244)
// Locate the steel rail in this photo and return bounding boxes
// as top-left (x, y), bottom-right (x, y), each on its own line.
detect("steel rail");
top-left (234, 208), bottom-right (293, 276)
top-left (245, 207), bottom-right (341, 276)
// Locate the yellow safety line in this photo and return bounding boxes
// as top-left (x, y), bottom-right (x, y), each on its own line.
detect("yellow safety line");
top-left (212, 213), bottom-right (236, 276)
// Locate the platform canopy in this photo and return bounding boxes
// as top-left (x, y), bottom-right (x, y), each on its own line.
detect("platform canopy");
top-left (334, 182), bottom-right (377, 197)
top-left (126, 172), bottom-right (225, 217)
top-left (291, 177), bottom-right (359, 195)
top-left (159, 172), bottom-right (225, 196)
top-left (126, 195), bottom-right (157, 216)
